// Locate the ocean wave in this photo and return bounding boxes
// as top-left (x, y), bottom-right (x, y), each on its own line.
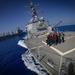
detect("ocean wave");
top-left (22, 50), bottom-right (49, 75)
top-left (18, 40), bottom-right (27, 49)
top-left (18, 40), bottom-right (50, 75)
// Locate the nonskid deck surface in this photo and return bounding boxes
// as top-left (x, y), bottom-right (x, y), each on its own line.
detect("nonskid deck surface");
top-left (25, 32), bottom-right (75, 75)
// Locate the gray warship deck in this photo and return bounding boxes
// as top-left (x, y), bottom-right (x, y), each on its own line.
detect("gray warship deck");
top-left (25, 32), bottom-right (75, 75)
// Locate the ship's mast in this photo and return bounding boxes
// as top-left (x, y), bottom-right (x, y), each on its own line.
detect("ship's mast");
top-left (30, 2), bottom-right (37, 18)
top-left (25, 2), bottom-right (39, 22)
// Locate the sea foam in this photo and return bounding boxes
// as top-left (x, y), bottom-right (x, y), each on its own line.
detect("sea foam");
top-left (18, 40), bottom-right (27, 49)
top-left (18, 40), bottom-right (50, 75)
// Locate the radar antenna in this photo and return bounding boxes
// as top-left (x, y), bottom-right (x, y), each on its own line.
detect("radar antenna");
top-left (25, 2), bottom-right (38, 18)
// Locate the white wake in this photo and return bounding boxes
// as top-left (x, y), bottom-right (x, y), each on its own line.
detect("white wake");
top-left (18, 40), bottom-right (28, 49)
top-left (18, 39), bottom-right (49, 75)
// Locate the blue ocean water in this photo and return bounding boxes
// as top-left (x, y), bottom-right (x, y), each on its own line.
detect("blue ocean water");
top-left (0, 25), bottom-right (75, 75)
top-left (0, 34), bottom-right (37, 75)
top-left (57, 24), bottom-right (75, 31)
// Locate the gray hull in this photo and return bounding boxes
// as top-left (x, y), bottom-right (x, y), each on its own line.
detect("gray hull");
top-left (25, 32), bottom-right (75, 75)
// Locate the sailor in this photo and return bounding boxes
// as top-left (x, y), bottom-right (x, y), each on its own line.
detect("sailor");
top-left (61, 32), bottom-right (65, 42)
top-left (53, 32), bottom-right (57, 45)
top-left (51, 32), bottom-right (54, 44)
top-left (46, 33), bottom-right (49, 45)
top-left (49, 32), bottom-right (53, 46)
top-left (57, 31), bottom-right (61, 44)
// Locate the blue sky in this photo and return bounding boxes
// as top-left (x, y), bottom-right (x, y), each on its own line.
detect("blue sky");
top-left (0, 0), bottom-right (75, 33)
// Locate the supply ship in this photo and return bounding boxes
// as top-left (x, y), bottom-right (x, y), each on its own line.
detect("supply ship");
top-left (0, 27), bottom-right (26, 40)
top-left (24, 2), bottom-right (75, 75)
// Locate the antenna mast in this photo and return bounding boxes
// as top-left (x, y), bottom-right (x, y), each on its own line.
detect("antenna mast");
top-left (30, 2), bottom-right (38, 18)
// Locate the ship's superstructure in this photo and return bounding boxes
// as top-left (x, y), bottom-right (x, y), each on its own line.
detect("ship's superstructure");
top-left (26, 2), bottom-right (52, 38)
